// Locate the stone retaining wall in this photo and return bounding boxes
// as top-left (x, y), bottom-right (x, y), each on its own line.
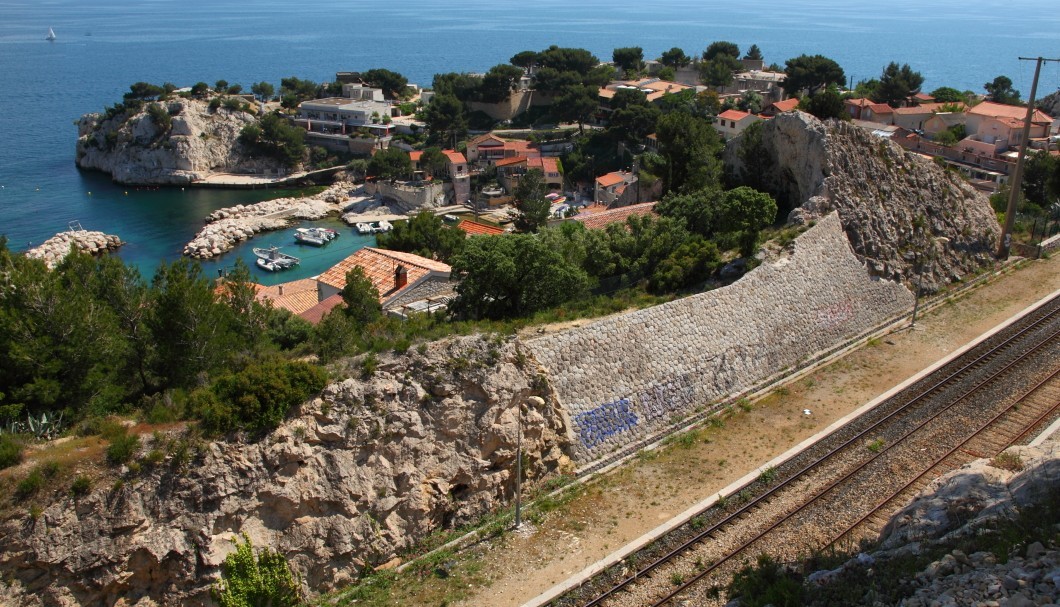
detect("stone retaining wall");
top-left (527, 212), bottom-right (915, 463)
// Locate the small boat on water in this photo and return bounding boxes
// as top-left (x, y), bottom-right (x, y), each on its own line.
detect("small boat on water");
top-left (355, 222), bottom-right (374, 235)
top-left (253, 246), bottom-right (300, 272)
top-left (293, 226), bottom-right (339, 246)
top-left (45, 28), bottom-right (56, 41)
top-left (377, 220), bottom-right (393, 233)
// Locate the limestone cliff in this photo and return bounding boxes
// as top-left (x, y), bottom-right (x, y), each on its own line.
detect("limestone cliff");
top-left (75, 98), bottom-right (284, 185)
top-left (724, 112), bottom-right (1002, 289)
top-left (0, 336), bottom-right (572, 606)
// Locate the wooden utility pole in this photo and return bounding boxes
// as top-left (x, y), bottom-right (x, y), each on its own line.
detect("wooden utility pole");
top-left (998, 56), bottom-right (1060, 258)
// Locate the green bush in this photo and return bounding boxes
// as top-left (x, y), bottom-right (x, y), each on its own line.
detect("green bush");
top-left (0, 434), bottom-right (23, 469)
top-left (70, 475), bottom-right (91, 497)
top-left (16, 469), bottom-right (44, 501)
top-left (106, 431), bottom-right (141, 466)
top-left (195, 357), bottom-right (327, 436)
top-left (212, 533), bottom-right (304, 607)
top-left (727, 554), bottom-right (805, 607)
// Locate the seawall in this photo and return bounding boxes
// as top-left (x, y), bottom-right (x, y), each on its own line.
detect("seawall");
top-left (527, 212), bottom-right (915, 463)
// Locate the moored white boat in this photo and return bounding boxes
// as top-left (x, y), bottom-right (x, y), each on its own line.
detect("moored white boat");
top-left (253, 246), bottom-right (300, 272)
top-left (355, 222), bottom-right (373, 235)
top-left (294, 226), bottom-right (340, 246)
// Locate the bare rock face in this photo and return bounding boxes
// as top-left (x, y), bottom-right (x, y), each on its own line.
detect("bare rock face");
top-left (1036, 90), bottom-right (1060, 120)
top-left (75, 98), bottom-right (284, 185)
top-left (724, 111), bottom-right (1002, 289)
top-left (0, 336), bottom-right (572, 606)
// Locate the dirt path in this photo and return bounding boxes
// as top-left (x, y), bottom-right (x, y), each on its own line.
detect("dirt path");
top-left (448, 256), bottom-right (1060, 607)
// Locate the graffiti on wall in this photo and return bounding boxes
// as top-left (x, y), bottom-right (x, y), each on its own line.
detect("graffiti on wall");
top-left (638, 372), bottom-right (696, 423)
top-left (574, 398), bottom-right (638, 450)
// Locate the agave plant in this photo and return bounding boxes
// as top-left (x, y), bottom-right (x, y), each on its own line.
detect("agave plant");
top-left (24, 411), bottom-right (65, 440)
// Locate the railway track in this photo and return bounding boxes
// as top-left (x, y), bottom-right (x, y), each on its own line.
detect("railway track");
top-left (550, 292), bottom-right (1060, 607)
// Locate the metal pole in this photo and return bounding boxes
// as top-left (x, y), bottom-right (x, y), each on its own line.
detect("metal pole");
top-left (910, 250), bottom-right (923, 327)
top-left (514, 403), bottom-right (522, 529)
top-left (998, 57), bottom-right (1060, 258)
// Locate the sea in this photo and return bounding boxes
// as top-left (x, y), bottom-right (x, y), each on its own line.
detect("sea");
top-left (1, 0), bottom-right (1059, 283)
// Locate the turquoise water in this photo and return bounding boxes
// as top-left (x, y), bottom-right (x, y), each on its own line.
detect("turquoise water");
top-left (2, 0), bottom-right (1059, 274)
top-left (199, 218), bottom-right (377, 286)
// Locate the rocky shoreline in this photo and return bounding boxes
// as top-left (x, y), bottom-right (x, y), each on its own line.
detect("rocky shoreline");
top-left (24, 230), bottom-right (124, 269)
top-left (182, 181), bottom-right (362, 259)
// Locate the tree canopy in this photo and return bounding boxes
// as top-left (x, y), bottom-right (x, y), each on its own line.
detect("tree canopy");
top-left (655, 112), bottom-right (723, 194)
top-left (423, 94), bottom-right (467, 145)
top-left (660, 47), bottom-right (691, 68)
top-left (744, 44), bottom-right (763, 61)
top-left (366, 146), bottom-right (411, 181)
top-left (985, 75), bottom-right (1021, 105)
top-left (703, 41), bottom-right (740, 62)
top-left (449, 234), bottom-right (590, 319)
top-left (238, 112), bottom-right (305, 167)
top-left (513, 169), bottom-right (552, 233)
top-left (510, 51), bottom-right (541, 70)
top-left (872, 62), bottom-right (924, 106)
top-left (929, 86), bottom-right (967, 104)
top-left (612, 47), bottom-right (644, 77)
top-left (782, 54), bottom-right (845, 96)
top-left (361, 68), bottom-right (409, 99)
top-left (376, 211), bottom-right (466, 262)
top-left (251, 81), bottom-right (275, 101)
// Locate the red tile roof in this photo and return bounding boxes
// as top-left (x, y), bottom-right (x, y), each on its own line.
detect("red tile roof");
top-left (442, 149), bottom-right (467, 164)
top-left (718, 109), bottom-right (751, 121)
top-left (846, 98), bottom-right (874, 108)
top-left (968, 101), bottom-right (1052, 124)
top-left (317, 247), bottom-right (451, 301)
top-left (255, 278), bottom-right (320, 316)
top-left (574, 202), bottom-right (658, 230)
top-left (867, 103), bottom-right (893, 114)
top-left (595, 172), bottom-right (626, 188)
top-left (770, 98), bottom-right (800, 113)
top-left (528, 157), bottom-right (560, 174)
top-left (457, 219), bottom-right (506, 236)
top-left (409, 150), bottom-right (423, 162)
top-left (495, 155), bottom-right (528, 167)
top-left (298, 294), bottom-right (344, 325)
top-left (469, 133), bottom-right (506, 146)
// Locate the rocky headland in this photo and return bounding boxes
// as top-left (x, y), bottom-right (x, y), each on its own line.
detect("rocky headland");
top-left (182, 181), bottom-right (363, 259)
top-left (0, 336), bottom-right (572, 606)
top-left (76, 97), bottom-right (284, 185)
top-left (724, 111), bottom-right (1001, 290)
top-left (24, 229), bottom-right (124, 269)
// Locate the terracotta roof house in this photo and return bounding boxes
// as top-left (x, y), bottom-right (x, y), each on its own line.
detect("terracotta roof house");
top-left (844, 98), bottom-right (874, 120)
top-left (594, 171), bottom-right (638, 206)
top-left (714, 109), bottom-right (762, 140)
top-left (496, 155), bottom-right (563, 193)
top-left (255, 278), bottom-right (321, 316)
top-left (599, 78), bottom-right (692, 104)
top-left (762, 97), bottom-right (800, 116)
top-left (965, 102), bottom-right (1053, 141)
top-left (457, 219), bottom-right (506, 236)
top-left (313, 247), bottom-right (454, 320)
top-left (466, 133), bottom-right (539, 165)
top-left (573, 201), bottom-right (658, 230)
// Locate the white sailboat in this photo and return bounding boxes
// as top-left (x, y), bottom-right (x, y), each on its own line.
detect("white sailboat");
top-left (45, 28), bottom-right (56, 41)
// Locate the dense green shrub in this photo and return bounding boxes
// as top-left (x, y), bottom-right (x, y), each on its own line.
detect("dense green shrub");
top-left (195, 357), bottom-right (327, 436)
top-left (212, 533), bottom-right (304, 607)
top-left (106, 431), bottom-right (141, 466)
top-left (15, 469), bottom-right (44, 501)
top-left (0, 434), bottom-right (23, 469)
top-left (70, 475), bottom-right (91, 497)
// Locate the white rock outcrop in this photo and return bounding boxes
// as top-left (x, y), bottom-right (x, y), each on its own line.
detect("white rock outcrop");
top-left (724, 111), bottom-right (1002, 289)
top-left (76, 97), bottom-right (283, 185)
top-left (0, 336), bottom-right (573, 606)
top-left (24, 230), bottom-right (124, 268)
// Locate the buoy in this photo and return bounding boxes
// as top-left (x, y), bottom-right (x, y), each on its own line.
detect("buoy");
top-left (87, 191), bottom-right (92, 196)
top-left (124, 191), bottom-right (128, 195)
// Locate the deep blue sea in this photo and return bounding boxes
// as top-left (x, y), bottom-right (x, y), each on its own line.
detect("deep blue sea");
top-left (1, 0), bottom-right (1059, 281)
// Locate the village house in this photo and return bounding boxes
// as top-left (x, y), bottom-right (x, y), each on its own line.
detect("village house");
top-left (599, 78), bottom-right (694, 105)
top-left (443, 149), bottom-right (470, 203)
top-left (594, 170), bottom-right (638, 206)
top-left (961, 101), bottom-right (1053, 154)
top-left (294, 94), bottom-right (397, 153)
top-left (496, 156), bottom-right (563, 194)
top-left (890, 103), bottom-right (966, 131)
top-left (714, 109), bottom-right (763, 140)
top-left (572, 201), bottom-right (658, 230)
top-left (306, 247), bottom-right (455, 321)
top-left (761, 97), bottom-right (800, 117)
top-left (465, 133), bottom-right (536, 165)
top-left (721, 69), bottom-right (787, 103)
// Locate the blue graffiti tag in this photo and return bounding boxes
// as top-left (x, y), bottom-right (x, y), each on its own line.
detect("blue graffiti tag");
top-left (575, 398), bottom-right (638, 449)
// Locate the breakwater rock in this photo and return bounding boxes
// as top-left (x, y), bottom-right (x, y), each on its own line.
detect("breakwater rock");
top-left (76, 96), bottom-right (284, 185)
top-left (724, 111), bottom-right (1001, 289)
top-left (0, 336), bottom-right (572, 606)
top-left (182, 182), bottom-right (357, 259)
top-left (24, 230), bottom-right (124, 268)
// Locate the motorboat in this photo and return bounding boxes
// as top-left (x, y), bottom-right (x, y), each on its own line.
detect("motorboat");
top-left (355, 222), bottom-right (374, 235)
top-left (294, 226), bottom-right (339, 246)
top-left (376, 220), bottom-right (393, 233)
top-left (253, 246), bottom-right (300, 272)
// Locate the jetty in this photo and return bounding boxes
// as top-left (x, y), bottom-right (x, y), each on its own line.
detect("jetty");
top-left (25, 222), bottom-right (123, 268)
